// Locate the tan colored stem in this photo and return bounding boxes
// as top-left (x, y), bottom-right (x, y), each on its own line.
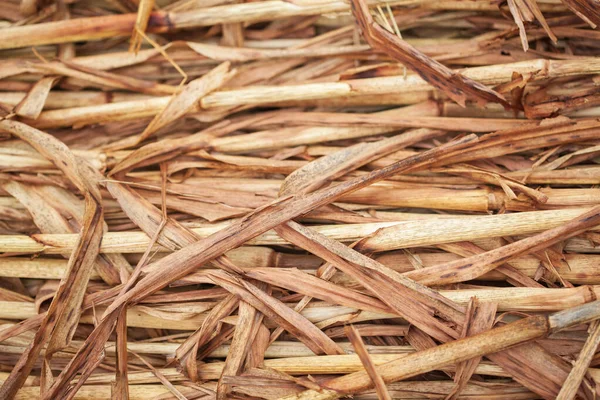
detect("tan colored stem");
top-left (0, 0), bottom-right (411, 50)
top-left (0, 208), bottom-right (593, 254)
top-left (0, 286), bottom-right (597, 327)
top-left (5, 251), bottom-right (600, 283)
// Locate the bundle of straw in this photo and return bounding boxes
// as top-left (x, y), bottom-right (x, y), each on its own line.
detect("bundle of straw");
top-left (1, 0), bottom-right (600, 398)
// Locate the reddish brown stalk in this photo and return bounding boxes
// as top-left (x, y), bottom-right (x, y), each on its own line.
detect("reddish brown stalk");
top-left (113, 308), bottom-right (129, 400)
top-left (446, 299), bottom-right (497, 399)
top-left (245, 268), bottom-right (392, 315)
top-left (0, 119), bottom-right (105, 400)
top-left (350, 0), bottom-right (508, 108)
top-left (209, 271), bottom-right (344, 356)
top-left (176, 294), bottom-right (239, 381)
top-left (216, 299), bottom-right (264, 399)
top-left (503, 0), bottom-right (556, 52)
top-left (558, 0), bottom-right (600, 27)
top-left (346, 325), bottom-right (392, 400)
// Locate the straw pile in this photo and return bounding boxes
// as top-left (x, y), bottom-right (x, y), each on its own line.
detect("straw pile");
top-left (0, 0), bottom-right (600, 398)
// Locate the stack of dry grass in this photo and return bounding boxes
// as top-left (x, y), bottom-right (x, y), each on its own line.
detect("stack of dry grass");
top-left (0, 0), bottom-right (600, 398)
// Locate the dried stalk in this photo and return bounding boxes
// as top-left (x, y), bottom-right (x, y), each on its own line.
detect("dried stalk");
top-left (0, 0), bottom-right (412, 50)
top-left (0, 208), bottom-right (593, 253)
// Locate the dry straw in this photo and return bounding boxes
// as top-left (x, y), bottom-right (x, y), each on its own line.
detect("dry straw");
top-left (0, 0), bottom-right (600, 399)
